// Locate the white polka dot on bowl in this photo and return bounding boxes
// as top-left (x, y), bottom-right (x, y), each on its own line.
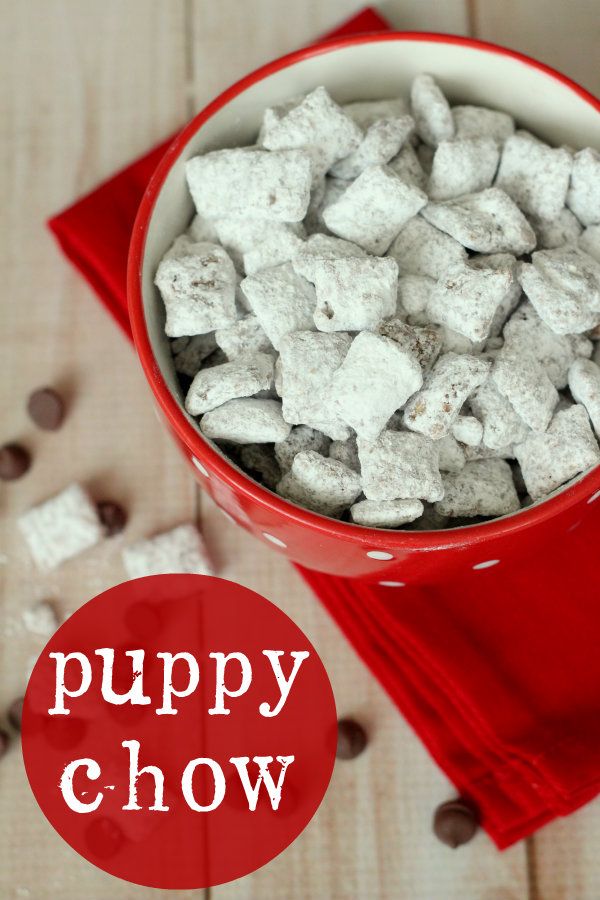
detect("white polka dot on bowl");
top-left (587, 489), bottom-right (600, 505)
top-left (367, 550), bottom-right (394, 561)
top-left (191, 456), bottom-right (209, 477)
top-left (472, 559), bottom-right (500, 571)
top-left (379, 581), bottom-right (406, 587)
top-left (262, 532), bottom-right (287, 549)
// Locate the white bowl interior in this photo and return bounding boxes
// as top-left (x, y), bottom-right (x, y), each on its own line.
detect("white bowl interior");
top-left (140, 37), bottom-right (600, 510)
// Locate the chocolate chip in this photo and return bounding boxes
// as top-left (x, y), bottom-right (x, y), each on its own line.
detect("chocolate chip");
top-left (8, 697), bottom-right (24, 732)
top-left (0, 729), bottom-right (9, 758)
top-left (27, 387), bottom-right (65, 430)
top-left (336, 718), bottom-right (367, 760)
top-left (433, 799), bottom-right (479, 847)
top-left (0, 443), bottom-right (31, 480)
top-left (97, 501), bottom-right (127, 536)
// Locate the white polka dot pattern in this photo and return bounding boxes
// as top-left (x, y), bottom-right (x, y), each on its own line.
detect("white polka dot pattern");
top-left (367, 550), bottom-right (394, 561)
top-left (191, 456), bottom-right (209, 477)
top-left (262, 532), bottom-right (287, 548)
top-left (472, 559), bottom-right (500, 570)
top-left (379, 581), bottom-right (406, 587)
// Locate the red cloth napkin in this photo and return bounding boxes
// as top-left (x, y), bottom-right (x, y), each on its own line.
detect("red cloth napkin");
top-left (48, 7), bottom-right (600, 848)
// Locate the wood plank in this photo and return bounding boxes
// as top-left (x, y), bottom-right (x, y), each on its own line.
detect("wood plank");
top-left (473, 3), bottom-right (600, 898)
top-left (473, 0), bottom-right (600, 95)
top-left (0, 1), bottom-right (200, 898)
top-left (189, 1), bottom-right (528, 897)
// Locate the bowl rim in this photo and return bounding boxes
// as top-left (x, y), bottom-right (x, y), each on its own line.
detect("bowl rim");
top-left (128, 30), bottom-right (600, 551)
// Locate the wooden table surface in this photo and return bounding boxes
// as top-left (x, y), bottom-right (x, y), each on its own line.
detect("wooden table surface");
top-left (1, 2), bottom-right (599, 897)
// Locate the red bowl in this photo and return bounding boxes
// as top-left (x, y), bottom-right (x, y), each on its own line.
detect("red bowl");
top-left (128, 32), bottom-right (600, 583)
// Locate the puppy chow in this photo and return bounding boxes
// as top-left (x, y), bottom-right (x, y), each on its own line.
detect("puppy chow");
top-left (470, 378), bottom-right (530, 451)
top-left (451, 105), bottom-right (515, 144)
top-left (277, 451), bottom-right (362, 517)
top-left (200, 398), bottom-right (291, 444)
top-left (518, 245), bottom-right (600, 334)
top-left (491, 346), bottom-right (558, 431)
top-left (240, 263), bottom-right (316, 349)
top-left (566, 148), bottom-right (600, 226)
top-left (495, 132), bottom-right (573, 220)
top-left (514, 405), bottom-right (600, 499)
top-left (568, 358), bottom-right (600, 436)
top-left (422, 187), bottom-right (537, 256)
top-left (122, 524), bottom-right (213, 579)
top-left (18, 483), bottom-right (104, 571)
top-left (403, 352), bottom-right (490, 440)
top-left (387, 216), bottom-right (467, 279)
top-left (428, 137), bottom-right (500, 201)
top-left (274, 425), bottom-right (330, 471)
top-left (350, 498), bottom-right (424, 528)
top-left (410, 74), bottom-right (454, 147)
top-left (358, 430), bottom-right (443, 502)
top-left (322, 165), bottom-right (427, 254)
top-left (434, 459), bottom-right (520, 518)
top-left (155, 241), bottom-right (238, 337)
top-left (185, 352), bottom-right (274, 415)
top-left (329, 332), bottom-right (423, 441)
top-left (330, 115), bottom-right (415, 180)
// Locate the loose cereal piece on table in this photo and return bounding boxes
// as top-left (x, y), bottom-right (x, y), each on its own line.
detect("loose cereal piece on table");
top-left (434, 459), bottom-right (520, 518)
top-left (18, 483), bottom-right (104, 571)
top-left (330, 115), bottom-right (415, 180)
top-left (23, 601), bottom-right (59, 636)
top-left (295, 255), bottom-right (398, 332)
top-left (427, 259), bottom-right (517, 342)
top-left (518, 245), bottom-right (600, 334)
top-left (239, 444), bottom-right (281, 490)
top-left (358, 430), bottom-right (444, 502)
top-left (214, 219), bottom-right (304, 271)
top-left (567, 148), bottom-right (600, 226)
top-left (329, 332), bottom-right (423, 442)
top-left (437, 434), bottom-right (467, 473)
top-left (514, 405), bottom-right (600, 500)
top-left (277, 451), bottom-right (362, 517)
top-left (274, 425), bottom-right (330, 471)
top-left (452, 105), bottom-right (515, 144)
top-left (396, 274), bottom-right (437, 322)
top-left (403, 352), bottom-right (491, 439)
top-left (155, 241), bottom-right (238, 337)
top-left (187, 213), bottom-right (220, 244)
top-left (568, 358), bottom-right (600, 436)
top-left (428, 138), bottom-right (500, 201)
top-left (279, 331), bottom-right (352, 440)
top-left (388, 142), bottom-right (427, 189)
top-left (422, 187), bottom-right (537, 256)
top-left (376, 319), bottom-right (442, 372)
top-left (214, 315), bottom-right (272, 360)
top-left (492, 345), bottom-right (558, 432)
top-left (579, 225), bottom-right (600, 262)
top-left (171, 334), bottom-right (217, 377)
top-left (261, 86), bottom-right (363, 179)
top-left (343, 98), bottom-right (409, 128)
top-left (495, 132), bottom-right (573, 221)
top-left (240, 263), bottom-right (316, 349)
top-left (200, 398), bottom-right (291, 444)
top-left (469, 253), bottom-right (522, 337)
top-left (503, 301), bottom-right (592, 388)
top-left (329, 436), bottom-right (360, 472)
top-left (186, 148), bottom-right (312, 222)
top-left (387, 216), bottom-right (467, 280)
top-left (470, 378), bottom-right (530, 451)
top-left (452, 416), bottom-right (483, 447)
top-left (243, 229), bottom-right (305, 276)
top-left (323, 165), bottom-right (427, 255)
top-left (350, 498), bottom-right (424, 528)
top-left (410, 74), bottom-right (454, 147)
top-left (185, 352), bottom-right (273, 415)
top-left (122, 524), bottom-right (213, 578)
top-left (533, 208), bottom-right (582, 250)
